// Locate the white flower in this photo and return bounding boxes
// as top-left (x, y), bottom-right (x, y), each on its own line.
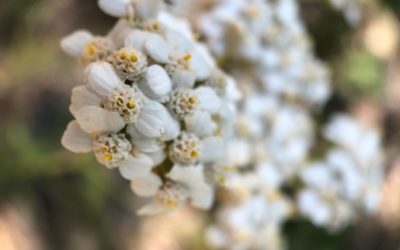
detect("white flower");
top-left (168, 87), bottom-right (221, 134)
top-left (297, 188), bottom-right (354, 231)
top-left (324, 114), bottom-right (363, 150)
top-left (298, 162), bottom-right (355, 230)
top-left (163, 30), bottom-right (214, 87)
top-left (98, 0), bottom-right (162, 21)
top-left (138, 164), bottom-right (213, 215)
top-left (72, 61), bottom-right (177, 138)
top-left (169, 132), bottom-right (223, 165)
top-left (107, 48), bottom-right (148, 82)
top-left (324, 114), bottom-right (383, 168)
top-left (206, 191), bottom-right (288, 250)
top-left (326, 149), bottom-right (364, 201)
top-left (60, 30), bottom-right (113, 64)
top-left (61, 119), bottom-right (153, 176)
top-left (130, 172), bottom-right (163, 197)
top-left (124, 30), bottom-right (170, 63)
top-left (321, 114), bottom-right (384, 215)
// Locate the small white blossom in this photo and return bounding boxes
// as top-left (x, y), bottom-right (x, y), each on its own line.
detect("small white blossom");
top-left (98, 0), bottom-right (163, 21)
top-left (138, 164), bottom-right (213, 215)
top-left (61, 119), bottom-right (153, 178)
top-left (60, 30), bottom-right (114, 64)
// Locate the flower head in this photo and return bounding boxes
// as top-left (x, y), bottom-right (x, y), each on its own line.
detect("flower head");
top-left (61, 0), bottom-right (239, 216)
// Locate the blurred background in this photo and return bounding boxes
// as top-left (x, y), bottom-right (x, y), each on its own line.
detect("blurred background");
top-left (1, 0), bottom-right (400, 249)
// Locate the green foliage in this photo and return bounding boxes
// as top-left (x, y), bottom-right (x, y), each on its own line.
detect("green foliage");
top-left (284, 219), bottom-right (351, 250)
top-left (341, 50), bottom-right (384, 95)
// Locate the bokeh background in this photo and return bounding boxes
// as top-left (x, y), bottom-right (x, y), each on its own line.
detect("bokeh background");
top-left (1, 0), bottom-right (400, 249)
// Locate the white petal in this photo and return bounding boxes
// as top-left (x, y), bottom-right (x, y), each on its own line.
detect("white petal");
top-left (98, 0), bottom-right (129, 17)
top-left (184, 111), bottom-right (216, 137)
top-left (206, 226), bottom-right (228, 249)
top-left (85, 62), bottom-right (123, 96)
top-left (147, 147), bottom-right (167, 165)
top-left (171, 70), bottom-right (196, 88)
top-left (226, 139), bottom-right (252, 167)
top-left (167, 164), bottom-right (201, 186)
top-left (135, 0), bottom-right (162, 21)
top-left (134, 139), bottom-right (163, 153)
top-left (60, 30), bottom-right (93, 57)
top-left (137, 202), bottom-right (167, 215)
top-left (135, 101), bottom-right (170, 138)
top-left (158, 12), bottom-right (193, 39)
top-left (162, 112), bottom-right (180, 141)
top-left (300, 162), bottom-right (332, 188)
top-left (191, 50), bottom-right (213, 80)
top-left (119, 154), bottom-right (153, 179)
top-left (256, 163), bottom-right (283, 189)
top-left (107, 19), bottom-right (131, 48)
top-left (140, 65), bottom-right (172, 99)
top-left (225, 77), bottom-right (242, 101)
top-left (165, 29), bottom-right (193, 52)
top-left (190, 181), bottom-right (214, 209)
top-left (145, 34), bottom-right (170, 63)
top-left (200, 137), bottom-right (223, 163)
top-left (61, 121), bottom-right (92, 153)
top-left (75, 106), bottom-right (125, 134)
top-left (167, 165), bottom-right (213, 209)
top-left (131, 173), bottom-right (162, 197)
top-left (195, 87), bottom-right (222, 114)
top-left (69, 85), bottom-right (102, 116)
top-left (323, 114), bottom-right (360, 148)
top-left (127, 124), bottom-right (164, 153)
top-left (124, 30), bottom-right (151, 51)
top-left (298, 190), bottom-right (331, 226)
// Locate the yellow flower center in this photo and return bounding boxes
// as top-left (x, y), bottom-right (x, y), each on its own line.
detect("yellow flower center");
top-left (106, 86), bottom-right (144, 123)
top-left (169, 132), bottom-right (202, 165)
top-left (127, 100), bottom-right (136, 109)
top-left (86, 43), bottom-right (96, 56)
top-left (183, 53), bottom-right (192, 61)
top-left (103, 154), bottom-right (113, 161)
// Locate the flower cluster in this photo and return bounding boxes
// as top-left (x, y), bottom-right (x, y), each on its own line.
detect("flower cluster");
top-left (59, 0), bottom-right (386, 248)
top-left (60, 0), bottom-right (239, 215)
top-left (203, 93), bottom-right (311, 249)
top-left (169, 0), bottom-right (385, 249)
top-left (298, 114), bottom-right (384, 230)
top-left (197, 0), bottom-right (331, 107)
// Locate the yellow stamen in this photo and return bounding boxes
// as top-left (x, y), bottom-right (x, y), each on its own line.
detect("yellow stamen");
top-left (193, 33), bottom-right (201, 41)
top-left (129, 53), bottom-right (138, 62)
top-left (127, 100), bottom-right (136, 109)
top-left (103, 154), bottom-right (113, 161)
top-left (115, 97), bottom-right (124, 106)
top-left (120, 51), bottom-right (127, 59)
top-left (86, 43), bottom-right (95, 56)
top-left (166, 199), bottom-right (176, 208)
top-left (217, 177), bottom-right (225, 185)
top-left (266, 190), bottom-right (279, 201)
top-left (152, 22), bottom-right (159, 30)
top-left (190, 150), bottom-right (199, 158)
top-left (183, 53), bottom-right (192, 61)
top-left (188, 96), bottom-right (198, 105)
